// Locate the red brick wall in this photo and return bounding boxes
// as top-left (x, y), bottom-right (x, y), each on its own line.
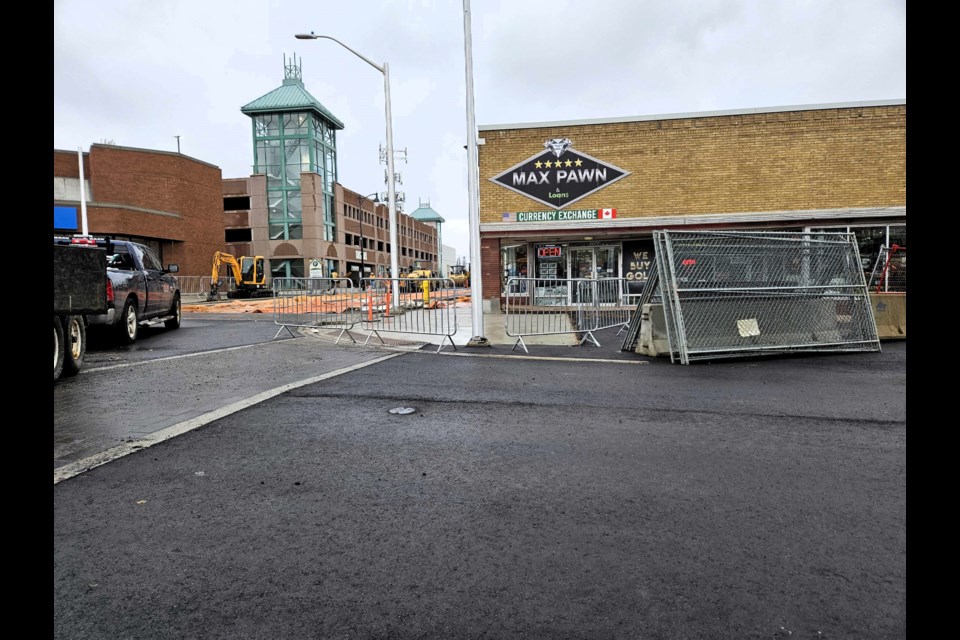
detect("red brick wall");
top-left (480, 238), bottom-right (500, 302)
top-left (56, 145), bottom-right (226, 276)
top-left (53, 149), bottom-right (90, 178)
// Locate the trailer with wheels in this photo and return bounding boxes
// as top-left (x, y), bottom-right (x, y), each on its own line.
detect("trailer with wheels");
top-left (54, 238), bottom-right (108, 382)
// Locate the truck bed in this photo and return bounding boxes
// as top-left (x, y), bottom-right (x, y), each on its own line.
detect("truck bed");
top-left (54, 244), bottom-right (108, 315)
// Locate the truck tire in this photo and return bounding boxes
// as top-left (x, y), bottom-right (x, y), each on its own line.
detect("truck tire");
top-left (54, 317), bottom-right (65, 382)
top-left (118, 298), bottom-right (139, 344)
top-left (62, 315), bottom-right (86, 377)
top-left (165, 294), bottom-right (181, 330)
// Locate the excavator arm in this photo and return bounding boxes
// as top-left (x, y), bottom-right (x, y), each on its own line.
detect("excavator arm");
top-left (208, 252), bottom-right (244, 300)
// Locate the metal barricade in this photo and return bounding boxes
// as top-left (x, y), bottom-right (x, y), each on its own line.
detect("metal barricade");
top-left (654, 230), bottom-right (880, 364)
top-left (504, 277), bottom-right (631, 352)
top-left (174, 276), bottom-right (205, 301)
top-left (575, 278), bottom-right (633, 345)
top-left (271, 277), bottom-right (361, 342)
top-left (173, 276), bottom-right (237, 300)
top-left (359, 278), bottom-right (460, 352)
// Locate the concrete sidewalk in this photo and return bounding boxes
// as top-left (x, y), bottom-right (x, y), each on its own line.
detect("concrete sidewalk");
top-left (301, 304), bottom-right (640, 360)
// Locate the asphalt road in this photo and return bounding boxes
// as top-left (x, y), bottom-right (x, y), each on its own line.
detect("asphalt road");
top-left (54, 314), bottom-right (906, 639)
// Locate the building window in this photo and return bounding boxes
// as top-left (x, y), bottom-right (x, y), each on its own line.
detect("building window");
top-left (501, 244), bottom-right (529, 296)
top-left (223, 196), bottom-right (250, 210)
top-left (225, 228), bottom-right (252, 242)
top-left (270, 258), bottom-right (304, 279)
top-left (807, 224), bottom-right (906, 276)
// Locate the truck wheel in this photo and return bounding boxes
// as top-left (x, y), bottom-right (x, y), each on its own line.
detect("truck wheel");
top-left (118, 298), bottom-right (139, 344)
top-left (165, 294), bottom-right (181, 330)
top-left (54, 317), bottom-right (65, 382)
top-left (62, 315), bottom-right (86, 377)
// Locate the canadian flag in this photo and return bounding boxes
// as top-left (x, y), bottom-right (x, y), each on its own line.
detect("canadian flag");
top-left (599, 208), bottom-right (617, 219)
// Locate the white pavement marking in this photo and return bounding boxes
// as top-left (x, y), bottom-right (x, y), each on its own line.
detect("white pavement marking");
top-left (81, 339), bottom-right (305, 374)
top-left (431, 351), bottom-right (649, 365)
top-left (54, 352), bottom-right (403, 485)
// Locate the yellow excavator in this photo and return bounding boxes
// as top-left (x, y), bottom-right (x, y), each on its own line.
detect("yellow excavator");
top-left (448, 262), bottom-right (470, 288)
top-left (207, 251), bottom-right (270, 300)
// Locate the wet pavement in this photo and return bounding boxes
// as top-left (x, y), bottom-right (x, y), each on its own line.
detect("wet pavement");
top-left (54, 309), bottom-right (906, 639)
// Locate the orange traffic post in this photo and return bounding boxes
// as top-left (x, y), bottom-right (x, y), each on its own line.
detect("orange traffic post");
top-left (385, 288), bottom-right (392, 317)
top-left (367, 289), bottom-right (373, 321)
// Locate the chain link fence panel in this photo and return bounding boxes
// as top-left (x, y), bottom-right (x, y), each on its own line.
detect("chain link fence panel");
top-left (653, 230), bottom-right (880, 364)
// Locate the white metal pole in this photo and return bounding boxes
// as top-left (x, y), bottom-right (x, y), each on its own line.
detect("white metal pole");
top-left (462, 0), bottom-right (486, 344)
top-left (384, 62), bottom-right (401, 310)
top-left (77, 147), bottom-right (89, 236)
top-left (294, 33), bottom-right (401, 309)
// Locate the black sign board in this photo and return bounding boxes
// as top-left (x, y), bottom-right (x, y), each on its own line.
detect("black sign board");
top-left (490, 138), bottom-right (630, 210)
top-left (622, 240), bottom-right (655, 295)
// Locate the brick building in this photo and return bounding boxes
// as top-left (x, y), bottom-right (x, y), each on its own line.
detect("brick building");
top-left (221, 55), bottom-right (438, 283)
top-left (53, 144), bottom-right (224, 276)
top-left (53, 56), bottom-right (439, 285)
top-left (477, 100), bottom-right (906, 309)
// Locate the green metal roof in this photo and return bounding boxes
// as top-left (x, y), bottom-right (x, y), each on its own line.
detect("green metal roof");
top-left (409, 201), bottom-right (445, 223)
top-left (241, 78), bottom-right (345, 130)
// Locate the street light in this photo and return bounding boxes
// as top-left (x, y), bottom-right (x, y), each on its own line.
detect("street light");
top-left (295, 31), bottom-right (400, 309)
top-left (357, 192), bottom-right (379, 289)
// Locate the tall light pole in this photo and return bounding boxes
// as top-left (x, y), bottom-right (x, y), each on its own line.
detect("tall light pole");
top-left (462, 0), bottom-right (488, 345)
top-left (358, 192), bottom-right (379, 289)
top-left (295, 32), bottom-right (400, 309)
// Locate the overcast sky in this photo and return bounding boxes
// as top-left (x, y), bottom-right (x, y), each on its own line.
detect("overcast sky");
top-left (53, 0), bottom-right (905, 258)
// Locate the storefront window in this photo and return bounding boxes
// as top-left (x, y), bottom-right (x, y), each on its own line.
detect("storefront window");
top-left (807, 224), bottom-right (906, 277)
top-left (888, 225), bottom-right (906, 248)
top-left (851, 226), bottom-right (887, 271)
top-left (501, 244), bottom-right (528, 295)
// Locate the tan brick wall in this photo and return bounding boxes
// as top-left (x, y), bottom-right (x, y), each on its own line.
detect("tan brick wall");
top-left (479, 104), bottom-right (906, 222)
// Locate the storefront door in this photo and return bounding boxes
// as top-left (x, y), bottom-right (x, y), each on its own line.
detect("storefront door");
top-left (570, 246), bottom-right (619, 303)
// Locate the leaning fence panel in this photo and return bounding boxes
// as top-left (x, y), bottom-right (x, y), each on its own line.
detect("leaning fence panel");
top-left (867, 244), bottom-right (906, 293)
top-left (620, 261), bottom-right (660, 352)
top-left (271, 278), bottom-right (361, 342)
top-left (654, 230), bottom-right (880, 364)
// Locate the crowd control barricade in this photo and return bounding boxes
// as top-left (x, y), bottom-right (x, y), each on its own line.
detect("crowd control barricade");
top-left (271, 277), bottom-right (361, 342)
top-left (175, 276), bottom-right (204, 301)
top-left (359, 278), bottom-right (460, 353)
top-left (504, 277), bottom-right (630, 352)
top-left (575, 278), bottom-right (633, 345)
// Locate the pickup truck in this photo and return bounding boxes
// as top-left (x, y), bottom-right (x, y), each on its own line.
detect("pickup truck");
top-left (84, 239), bottom-right (182, 344)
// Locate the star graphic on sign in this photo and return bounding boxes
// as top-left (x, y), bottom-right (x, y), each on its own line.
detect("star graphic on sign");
top-left (534, 161), bottom-right (542, 168)
top-left (544, 160), bottom-right (553, 168)
top-left (564, 159), bottom-right (573, 167)
top-left (574, 158), bottom-right (583, 167)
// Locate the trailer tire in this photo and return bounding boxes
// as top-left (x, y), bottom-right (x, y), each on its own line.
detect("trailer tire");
top-left (54, 317), bottom-right (65, 382)
top-left (118, 298), bottom-right (139, 344)
top-left (165, 294), bottom-right (181, 330)
top-left (62, 315), bottom-right (86, 377)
